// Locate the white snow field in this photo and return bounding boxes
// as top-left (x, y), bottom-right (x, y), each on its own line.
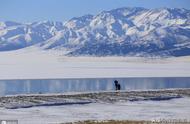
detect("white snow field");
top-left (0, 47), bottom-right (190, 80)
top-left (0, 97), bottom-right (190, 124)
top-left (0, 47), bottom-right (190, 124)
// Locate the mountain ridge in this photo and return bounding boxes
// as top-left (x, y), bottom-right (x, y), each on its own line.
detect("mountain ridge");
top-left (0, 7), bottom-right (190, 56)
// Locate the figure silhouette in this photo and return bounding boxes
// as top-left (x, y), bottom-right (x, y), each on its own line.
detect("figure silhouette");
top-left (114, 80), bottom-right (121, 91)
top-left (114, 80), bottom-right (118, 90)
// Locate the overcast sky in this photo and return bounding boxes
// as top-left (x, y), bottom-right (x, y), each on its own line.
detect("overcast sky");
top-left (0, 0), bottom-right (190, 22)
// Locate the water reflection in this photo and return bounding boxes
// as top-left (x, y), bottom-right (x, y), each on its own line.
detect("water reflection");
top-left (0, 77), bottom-right (190, 96)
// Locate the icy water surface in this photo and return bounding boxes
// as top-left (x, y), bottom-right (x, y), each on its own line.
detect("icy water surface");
top-left (0, 77), bottom-right (190, 96)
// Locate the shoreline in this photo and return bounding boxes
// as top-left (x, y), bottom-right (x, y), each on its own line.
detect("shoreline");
top-left (1, 88), bottom-right (190, 97)
top-left (1, 88), bottom-right (190, 109)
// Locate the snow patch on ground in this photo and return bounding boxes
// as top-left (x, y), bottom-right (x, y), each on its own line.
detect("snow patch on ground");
top-left (0, 97), bottom-right (190, 124)
top-left (0, 47), bottom-right (190, 79)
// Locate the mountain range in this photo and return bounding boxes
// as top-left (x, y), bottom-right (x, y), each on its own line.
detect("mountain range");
top-left (0, 7), bottom-right (190, 56)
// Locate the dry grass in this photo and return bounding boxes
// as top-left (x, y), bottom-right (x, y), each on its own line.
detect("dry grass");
top-left (64, 120), bottom-right (153, 124)
top-left (64, 120), bottom-right (190, 124)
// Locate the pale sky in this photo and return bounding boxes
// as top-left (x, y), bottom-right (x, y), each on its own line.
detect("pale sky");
top-left (0, 0), bottom-right (190, 22)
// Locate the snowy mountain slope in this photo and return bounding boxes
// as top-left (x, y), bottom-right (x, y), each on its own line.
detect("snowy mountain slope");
top-left (0, 7), bottom-right (190, 56)
top-left (0, 21), bottom-right (64, 51)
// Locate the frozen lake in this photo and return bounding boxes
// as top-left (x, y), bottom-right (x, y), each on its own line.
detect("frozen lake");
top-left (0, 77), bottom-right (190, 96)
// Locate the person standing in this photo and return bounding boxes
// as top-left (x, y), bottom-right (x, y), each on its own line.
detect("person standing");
top-left (114, 80), bottom-right (121, 95)
top-left (114, 80), bottom-right (118, 90)
top-left (114, 80), bottom-right (121, 91)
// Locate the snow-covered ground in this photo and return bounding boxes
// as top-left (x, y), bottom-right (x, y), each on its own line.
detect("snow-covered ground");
top-left (0, 89), bottom-right (190, 124)
top-left (0, 97), bottom-right (190, 124)
top-left (0, 47), bottom-right (190, 79)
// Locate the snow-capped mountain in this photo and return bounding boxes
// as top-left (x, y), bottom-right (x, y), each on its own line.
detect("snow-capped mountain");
top-left (0, 21), bottom-right (64, 51)
top-left (0, 7), bottom-right (190, 56)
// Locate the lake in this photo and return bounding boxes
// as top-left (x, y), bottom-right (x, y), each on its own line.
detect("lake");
top-left (0, 77), bottom-right (190, 96)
